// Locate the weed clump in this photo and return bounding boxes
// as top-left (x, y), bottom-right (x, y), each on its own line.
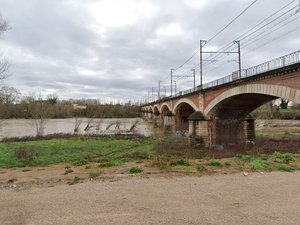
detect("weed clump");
top-left (89, 172), bottom-right (101, 178)
top-left (250, 159), bottom-right (270, 171)
top-left (196, 164), bottom-right (206, 173)
top-left (170, 159), bottom-right (190, 167)
top-left (210, 160), bottom-right (223, 167)
top-left (272, 152), bottom-right (295, 164)
top-left (64, 168), bottom-right (74, 175)
top-left (129, 167), bottom-right (143, 174)
top-left (7, 178), bottom-right (17, 183)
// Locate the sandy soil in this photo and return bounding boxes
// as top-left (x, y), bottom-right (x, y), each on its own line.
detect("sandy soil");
top-left (1, 171), bottom-right (299, 225)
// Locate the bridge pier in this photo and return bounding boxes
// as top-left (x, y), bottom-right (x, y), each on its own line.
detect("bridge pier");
top-left (163, 110), bottom-right (174, 135)
top-left (187, 113), bottom-right (256, 149)
top-left (244, 114), bottom-right (256, 142)
top-left (188, 112), bottom-right (210, 147)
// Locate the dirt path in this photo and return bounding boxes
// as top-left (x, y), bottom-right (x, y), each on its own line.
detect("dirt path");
top-left (1, 171), bottom-right (299, 225)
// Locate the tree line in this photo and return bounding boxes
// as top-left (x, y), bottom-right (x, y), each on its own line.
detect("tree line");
top-left (0, 93), bottom-right (140, 119)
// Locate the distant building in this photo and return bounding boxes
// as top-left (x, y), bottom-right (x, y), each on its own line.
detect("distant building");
top-left (72, 104), bottom-right (87, 109)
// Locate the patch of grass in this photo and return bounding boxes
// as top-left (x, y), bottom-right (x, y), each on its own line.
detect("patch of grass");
top-left (89, 172), bottom-right (101, 178)
top-left (210, 160), bottom-right (224, 167)
top-left (272, 163), bottom-right (296, 172)
top-left (22, 168), bottom-right (31, 172)
top-left (129, 166), bottom-right (143, 174)
top-left (235, 154), bottom-right (254, 162)
top-left (170, 159), bottom-right (190, 167)
top-left (98, 162), bottom-right (115, 168)
top-left (250, 159), bottom-right (270, 171)
top-left (0, 137), bottom-right (154, 168)
top-left (272, 152), bottom-right (295, 164)
top-left (72, 159), bottom-right (88, 166)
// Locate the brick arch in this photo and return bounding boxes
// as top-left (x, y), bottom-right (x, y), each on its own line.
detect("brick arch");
top-left (160, 103), bottom-right (171, 113)
top-left (153, 105), bottom-right (160, 113)
top-left (204, 84), bottom-right (300, 116)
top-left (173, 98), bottom-right (199, 114)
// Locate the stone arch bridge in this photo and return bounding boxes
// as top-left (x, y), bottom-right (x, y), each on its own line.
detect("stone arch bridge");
top-left (141, 50), bottom-right (300, 149)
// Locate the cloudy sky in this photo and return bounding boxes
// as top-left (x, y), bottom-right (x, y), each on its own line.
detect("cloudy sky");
top-left (0, 0), bottom-right (299, 103)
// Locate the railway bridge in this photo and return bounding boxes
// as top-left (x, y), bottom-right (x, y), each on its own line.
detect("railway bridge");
top-left (141, 50), bottom-right (300, 149)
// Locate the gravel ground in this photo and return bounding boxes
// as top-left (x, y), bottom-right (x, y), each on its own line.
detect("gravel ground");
top-left (1, 171), bottom-right (300, 225)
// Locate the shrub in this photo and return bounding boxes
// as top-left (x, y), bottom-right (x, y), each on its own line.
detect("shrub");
top-left (129, 167), bottom-right (143, 174)
top-left (210, 160), bottom-right (223, 167)
top-left (99, 162), bottom-right (115, 168)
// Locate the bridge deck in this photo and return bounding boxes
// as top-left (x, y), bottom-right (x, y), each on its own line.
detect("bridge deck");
top-left (143, 50), bottom-right (300, 106)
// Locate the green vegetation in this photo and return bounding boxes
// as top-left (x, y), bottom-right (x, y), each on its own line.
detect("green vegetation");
top-left (89, 172), bottom-right (101, 178)
top-left (170, 159), bottom-right (190, 167)
top-left (253, 107), bottom-right (300, 120)
top-left (272, 152), bottom-right (295, 164)
top-left (250, 159), bottom-right (270, 171)
top-left (210, 160), bottom-right (224, 167)
top-left (129, 166), bottom-right (143, 174)
top-left (0, 135), bottom-right (299, 176)
top-left (272, 163), bottom-right (295, 172)
top-left (0, 137), bottom-right (154, 168)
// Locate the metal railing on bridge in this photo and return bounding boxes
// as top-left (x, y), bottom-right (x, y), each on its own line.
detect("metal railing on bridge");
top-left (145, 50), bottom-right (300, 105)
top-left (202, 50), bottom-right (300, 89)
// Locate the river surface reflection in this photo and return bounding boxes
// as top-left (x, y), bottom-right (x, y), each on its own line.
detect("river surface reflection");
top-left (0, 118), bottom-right (153, 140)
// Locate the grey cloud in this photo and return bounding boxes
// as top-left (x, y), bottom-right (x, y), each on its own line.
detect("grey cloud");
top-left (1, 0), bottom-right (299, 101)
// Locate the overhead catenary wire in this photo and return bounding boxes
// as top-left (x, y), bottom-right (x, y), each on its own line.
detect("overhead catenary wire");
top-left (171, 0), bottom-right (258, 73)
top-left (193, 1), bottom-right (299, 73)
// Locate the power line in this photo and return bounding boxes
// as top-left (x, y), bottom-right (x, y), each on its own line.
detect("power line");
top-left (206, 0), bottom-right (258, 44)
top-left (194, 1), bottom-right (299, 71)
top-left (172, 0), bottom-right (258, 73)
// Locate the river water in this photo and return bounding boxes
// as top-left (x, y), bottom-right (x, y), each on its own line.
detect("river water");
top-left (0, 118), bottom-right (153, 140)
top-left (1, 118), bottom-right (299, 140)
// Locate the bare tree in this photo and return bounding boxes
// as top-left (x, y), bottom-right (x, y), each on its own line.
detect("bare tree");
top-left (0, 85), bottom-right (20, 104)
top-left (74, 118), bottom-right (82, 133)
top-left (30, 95), bottom-right (49, 137)
top-left (0, 13), bottom-right (10, 81)
top-left (84, 118), bottom-right (94, 131)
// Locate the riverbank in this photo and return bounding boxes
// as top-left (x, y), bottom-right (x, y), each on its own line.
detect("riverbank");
top-left (1, 135), bottom-right (300, 190)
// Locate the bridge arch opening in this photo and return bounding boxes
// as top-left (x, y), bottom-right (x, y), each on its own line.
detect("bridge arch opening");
top-left (174, 102), bottom-right (196, 135)
top-left (207, 93), bottom-right (280, 148)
